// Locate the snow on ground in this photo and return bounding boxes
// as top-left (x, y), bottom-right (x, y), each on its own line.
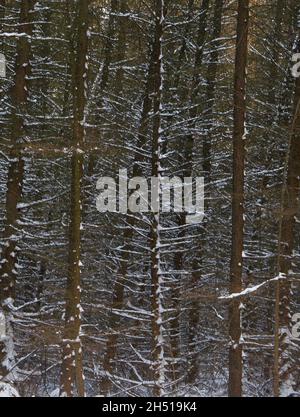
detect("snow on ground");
top-left (0, 382), bottom-right (19, 397)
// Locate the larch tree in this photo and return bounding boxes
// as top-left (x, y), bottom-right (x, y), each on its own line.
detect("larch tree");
top-left (101, 4), bottom-right (156, 395)
top-left (274, 12), bottom-right (300, 397)
top-left (150, 0), bottom-right (167, 397)
top-left (0, 0), bottom-right (36, 382)
top-left (228, 0), bottom-right (249, 398)
top-left (1, 0), bottom-right (300, 399)
top-left (60, 0), bottom-right (89, 398)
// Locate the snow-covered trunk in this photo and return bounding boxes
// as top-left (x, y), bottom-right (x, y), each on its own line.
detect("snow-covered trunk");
top-left (0, 0), bottom-right (5, 59)
top-left (87, 0), bottom-right (118, 177)
top-left (0, 0), bottom-right (35, 383)
top-left (184, 0), bottom-right (210, 384)
top-left (259, 0), bottom-right (285, 388)
top-left (101, 14), bottom-right (158, 396)
top-left (60, 0), bottom-right (89, 398)
top-left (203, 0), bottom-right (223, 183)
top-left (274, 21), bottom-right (300, 397)
top-left (189, 5), bottom-right (224, 383)
top-left (150, 0), bottom-right (166, 397)
top-left (228, 0), bottom-right (249, 398)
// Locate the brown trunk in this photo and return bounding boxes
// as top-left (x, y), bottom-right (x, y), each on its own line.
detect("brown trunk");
top-left (0, 0), bottom-right (35, 380)
top-left (87, 0), bottom-right (119, 177)
top-left (184, 0), bottom-right (210, 384)
top-left (101, 10), bottom-right (161, 396)
top-left (171, 0), bottom-right (195, 96)
top-left (150, 0), bottom-right (165, 396)
top-left (184, 0), bottom-right (210, 175)
top-left (228, 0), bottom-right (249, 398)
top-left (203, 0), bottom-right (223, 181)
top-left (274, 30), bottom-right (300, 397)
top-left (114, 0), bottom-right (128, 92)
top-left (0, 1), bottom-right (6, 27)
top-left (262, 0), bottom-right (285, 389)
top-left (60, 0), bottom-right (89, 398)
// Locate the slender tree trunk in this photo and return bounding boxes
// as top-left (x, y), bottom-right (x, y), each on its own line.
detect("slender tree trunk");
top-left (184, 0), bottom-right (210, 384)
top-left (185, 0), bottom-right (210, 176)
top-left (274, 27), bottom-right (300, 398)
top-left (203, 0), bottom-right (223, 181)
top-left (171, 0), bottom-right (195, 96)
top-left (228, 0), bottom-right (249, 398)
top-left (114, 0), bottom-right (128, 92)
top-left (87, 0), bottom-right (118, 177)
top-left (150, 0), bottom-right (166, 397)
top-left (262, 0), bottom-right (285, 389)
top-left (0, 1), bottom-right (6, 28)
top-left (60, 0), bottom-right (89, 398)
top-left (0, 0), bottom-right (35, 380)
top-left (101, 13), bottom-right (160, 396)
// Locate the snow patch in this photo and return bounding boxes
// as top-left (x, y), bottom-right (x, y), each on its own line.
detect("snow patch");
top-left (0, 383), bottom-right (19, 398)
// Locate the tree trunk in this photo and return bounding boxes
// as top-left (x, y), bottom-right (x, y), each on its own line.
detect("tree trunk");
top-left (203, 0), bottom-right (223, 181)
top-left (60, 0), bottom-right (89, 398)
top-left (273, 25), bottom-right (300, 397)
top-left (0, 0), bottom-right (35, 381)
top-left (184, 0), bottom-right (210, 384)
top-left (87, 0), bottom-right (119, 177)
top-left (101, 9), bottom-right (161, 396)
top-left (228, 0), bottom-right (249, 398)
top-left (150, 0), bottom-right (166, 397)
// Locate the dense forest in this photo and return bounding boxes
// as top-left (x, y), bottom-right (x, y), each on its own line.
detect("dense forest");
top-left (0, 0), bottom-right (300, 398)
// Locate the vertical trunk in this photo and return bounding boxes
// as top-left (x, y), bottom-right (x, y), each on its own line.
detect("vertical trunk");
top-left (114, 0), bottom-right (128, 92)
top-left (262, 0), bottom-right (285, 388)
top-left (184, 0), bottom-right (210, 176)
top-left (268, 0), bottom-right (285, 106)
top-left (60, 0), bottom-right (89, 398)
top-left (99, 0), bottom-right (118, 93)
top-left (203, 0), bottom-right (223, 181)
top-left (0, 1), bottom-right (6, 27)
top-left (0, 0), bottom-right (35, 380)
top-left (171, 0), bottom-right (195, 95)
top-left (150, 0), bottom-right (166, 397)
top-left (101, 13), bottom-right (159, 396)
top-left (87, 0), bottom-right (118, 177)
top-left (228, 0), bottom-right (249, 398)
top-left (274, 28), bottom-right (300, 397)
top-left (185, 0), bottom-right (210, 384)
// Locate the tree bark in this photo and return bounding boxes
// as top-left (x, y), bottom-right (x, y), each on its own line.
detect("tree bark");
top-left (60, 0), bottom-right (89, 398)
top-left (150, 0), bottom-right (166, 397)
top-left (273, 25), bottom-right (300, 397)
top-left (184, 0), bottom-right (210, 384)
top-left (87, 0), bottom-right (119, 177)
top-left (228, 0), bottom-right (249, 398)
top-left (0, 0), bottom-right (35, 380)
top-left (101, 7), bottom-right (162, 396)
top-left (203, 0), bottom-right (223, 181)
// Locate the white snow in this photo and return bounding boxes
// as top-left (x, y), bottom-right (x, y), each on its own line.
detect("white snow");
top-left (0, 383), bottom-right (19, 398)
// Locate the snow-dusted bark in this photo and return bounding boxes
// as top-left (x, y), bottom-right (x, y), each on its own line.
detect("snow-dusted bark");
top-left (60, 0), bottom-right (89, 398)
top-left (102, 1), bottom-right (163, 396)
top-left (150, 0), bottom-right (166, 397)
top-left (87, 0), bottom-right (119, 177)
top-left (0, 0), bottom-right (35, 384)
top-left (274, 16), bottom-right (300, 397)
top-left (228, 0), bottom-right (249, 398)
top-left (185, 0), bottom-right (211, 384)
top-left (203, 0), bottom-right (223, 182)
top-left (1, 0), bottom-right (300, 399)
